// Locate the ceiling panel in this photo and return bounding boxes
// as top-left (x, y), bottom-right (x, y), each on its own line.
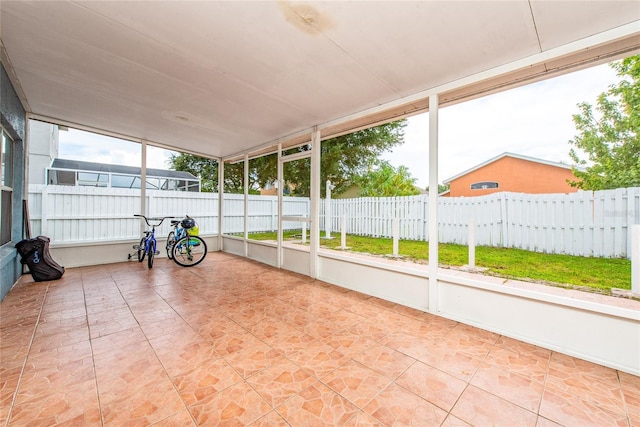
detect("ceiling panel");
top-left (1, 1), bottom-right (638, 159)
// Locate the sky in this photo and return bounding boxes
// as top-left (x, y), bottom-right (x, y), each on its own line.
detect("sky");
top-left (59, 62), bottom-right (621, 187)
top-left (383, 62), bottom-right (620, 188)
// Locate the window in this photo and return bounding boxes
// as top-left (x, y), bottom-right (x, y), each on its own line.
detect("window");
top-left (470, 181), bottom-right (499, 190)
top-left (1, 129), bottom-right (14, 245)
top-left (111, 174), bottom-right (139, 189)
top-left (77, 172), bottom-right (108, 187)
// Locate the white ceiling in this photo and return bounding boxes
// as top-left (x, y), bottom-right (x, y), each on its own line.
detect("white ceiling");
top-left (1, 1), bottom-right (639, 159)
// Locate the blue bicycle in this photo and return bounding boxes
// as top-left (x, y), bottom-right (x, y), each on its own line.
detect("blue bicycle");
top-left (132, 214), bottom-right (172, 268)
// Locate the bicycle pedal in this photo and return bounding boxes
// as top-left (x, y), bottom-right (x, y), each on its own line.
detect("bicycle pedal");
top-left (154, 251), bottom-right (160, 255)
top-left (132, 245), bottom-right (140, 250)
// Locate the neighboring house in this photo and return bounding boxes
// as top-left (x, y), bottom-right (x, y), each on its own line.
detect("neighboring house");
top-left (28, 120), bottom-right (59, 187)
top-left (48, 158), bottom-right (201, 191)
top-left (442, 152), bottom-right (579, 197)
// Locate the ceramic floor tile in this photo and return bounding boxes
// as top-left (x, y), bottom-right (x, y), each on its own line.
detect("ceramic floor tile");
top-left (151, 336), bottom-right (219, 376)
top-left (352, 343), bottom-right (415, 380)
top-left (396, 361), bottom-right (467, 412)
top-left (324, 329), bottom-right (377, 359)
top-left (545, 357), bottom-right (625, 415)
top-left (322, 360), bottom-right (393, 409)
top-left (417, 341), bottom-right (483, 382)
top-left (224, 346), bottom-right (287, 379)
top-left (494, 336), bottom-right (552, 359)
top-left (171, 357), bottom-right (243, 406)
top-left (1, 254), bottom-right (634, 427)
top-left (248, 410), bottom-right (290, 426)
top-left (345, 410), bottom-right (385, 426)
top-left (189, 381), bottom-right (272, 426)
top-left (381, 331), bottom-right (434, 360)
top-left (247, 360), bottom-right (316, 407)
top-left (284, 340), bottom-right (349, 379)
top-left (484, 344), bottom-right (550, 383)
top-left (89, 326), bottom-right (148, 356)
top-left (23, 339), bottom-right (93, 370)
top-left (363, 382), bottom-right (448, 426)
top-left (438, 330), bottom-right (496, 359)
top-left (248, 316), bottom-right (305, 344)
top-left (151, 409), bottom-right (197, 426)
top-left (440, 414), bottom-right (473, 427)
top-left (9, 379), bottom-right (101, 426)
top-left (276, 381), bottom-right (359, 426)
top-left (538, 387), bottom-right (629, 427)
top-left (535, 416), bottom-right (564, 427)
top-left (208, 329), bottom-right (268, 357)
top-left (619, 371), bottom-right (640, 426)
top-left (470, 362), bottom-right (545, 412)
top-left (450, 385), bottom-right (538, 427)
top-left (100, 379), bottom-right (185, 426)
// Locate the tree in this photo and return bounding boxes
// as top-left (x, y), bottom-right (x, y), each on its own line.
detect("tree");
top-left (168, 152), bottom-right (273, 193)
top-left (568, 55), bottom-right (640, 190)
top-left (355, 161), bottom-right (421, 197)
top-left (169, 120), bottom-right (407, 195)
top-left (425, 184), bottom-right (450, 194)
top-left (169, 154), bottom-right (218, 193)
top-left (313, 120), bottom-right (407, 197)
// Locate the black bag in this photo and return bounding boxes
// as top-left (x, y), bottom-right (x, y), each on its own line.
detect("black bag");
top-left (15, 236), bottom-right (65, 282)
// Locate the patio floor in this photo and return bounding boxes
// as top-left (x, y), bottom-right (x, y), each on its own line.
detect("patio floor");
top-left (1, 252), bottom-right (638, 426)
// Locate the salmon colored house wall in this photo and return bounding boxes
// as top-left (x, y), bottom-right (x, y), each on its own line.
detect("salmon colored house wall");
top-left (446, 155), bottom-right (579, 197)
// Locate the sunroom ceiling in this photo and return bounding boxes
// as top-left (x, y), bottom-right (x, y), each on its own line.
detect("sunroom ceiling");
top-left (1, 1), bottom-right (639, 159)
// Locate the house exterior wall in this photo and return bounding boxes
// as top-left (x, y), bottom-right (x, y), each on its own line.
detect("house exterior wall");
top-left (1, 62), bottom-right (27, 302)
top-left (28, 120), bottom-right (58, 185)
top-left (447, 156), bottom-right (578, 197)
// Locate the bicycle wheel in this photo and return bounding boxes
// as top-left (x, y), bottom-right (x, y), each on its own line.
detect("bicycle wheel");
top-left (137, 237), bottom-right (146, 262)
top-left (148, 240), bottom-right (155, 268)
top-left (171, 235), bottom-right (207, 267)
top-left (165, 231), bottom-right (175, 259)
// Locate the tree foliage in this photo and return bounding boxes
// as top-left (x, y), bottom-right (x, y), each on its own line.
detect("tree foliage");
top-left (568, 55), bottom-right (640, 190)
top-left (355, 161), bottom-right (421, 197)
top-left (169, 120), bottom-right (407, 196)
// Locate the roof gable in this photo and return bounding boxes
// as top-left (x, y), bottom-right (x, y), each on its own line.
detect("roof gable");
top-left (443, 152), bottom-right (573, 184)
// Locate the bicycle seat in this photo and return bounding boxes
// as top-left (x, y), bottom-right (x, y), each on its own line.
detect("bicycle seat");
top-left (171, 220), bottom-right (180, 226)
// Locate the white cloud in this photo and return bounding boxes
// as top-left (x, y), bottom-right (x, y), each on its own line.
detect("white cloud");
top-left (58, 129), bottom-right (175, 169)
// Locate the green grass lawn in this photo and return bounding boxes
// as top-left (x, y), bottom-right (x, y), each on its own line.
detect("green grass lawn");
top-left (246, 231), bottom-right (631, 293)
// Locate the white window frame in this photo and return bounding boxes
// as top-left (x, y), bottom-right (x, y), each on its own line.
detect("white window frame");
top-left (1, 128), bottom-right (14, 246)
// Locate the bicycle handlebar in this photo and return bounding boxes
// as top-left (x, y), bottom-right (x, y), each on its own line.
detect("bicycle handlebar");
top-left (134, 214), bottom-right (174, 228)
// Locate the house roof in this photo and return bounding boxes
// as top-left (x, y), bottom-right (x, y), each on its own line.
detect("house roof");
top-left (50, 158), bottom-right (198, 180)
top-left (2, 1), bottom-right (638, 161)
top-left (442, 152), bottom-right (574, 184)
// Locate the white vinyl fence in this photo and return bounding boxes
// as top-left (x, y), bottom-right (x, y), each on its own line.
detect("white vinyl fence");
top-left (27, 185), bottom-right (309, 242)
top-left (325, 188), bottom-right (640, 258)
top-left (28, 185), bottom-right (640, 258)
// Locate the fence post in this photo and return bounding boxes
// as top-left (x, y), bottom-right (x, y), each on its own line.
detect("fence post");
top-left (468, 219), bottom-right (476, 269)
top-left (302, 214), bottom-right (307, 244)
top-left (338, 214), bottom-right (349, 249)
top-left (392, 217), bottom-right (399, 256)
top-left (632, 225), bottom-right (640, 294)
top-left (325, 180), bottom-right (334, 238)
top-left (40, 185), bottom-right (48, 238)
top-left (500, 193), bottom-right (508, 247)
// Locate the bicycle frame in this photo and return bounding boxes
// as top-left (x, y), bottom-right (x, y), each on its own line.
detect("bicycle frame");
top-left (133, 214), bottom-right (172, 268)
top-left (166, 216), bottom-right (207, 267)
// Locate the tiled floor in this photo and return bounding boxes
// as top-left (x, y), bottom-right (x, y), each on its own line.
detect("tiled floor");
top-left (1, 252), bottom-right (638, 426)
